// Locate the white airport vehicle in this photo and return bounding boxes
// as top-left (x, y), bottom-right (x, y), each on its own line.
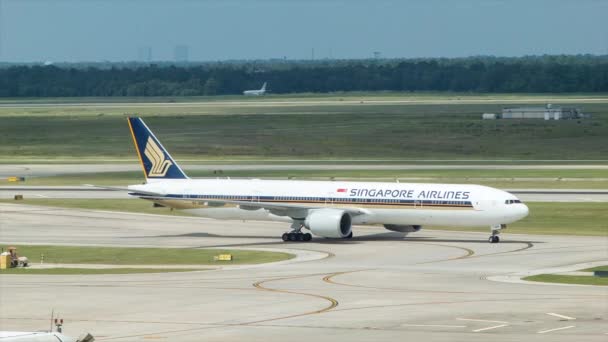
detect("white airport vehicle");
top-left (117, 117), bottom-right (529, 243)
top-left (0, 331), bottom-right (93, 342)
top-left (243, 82), bottom-right (267, 96)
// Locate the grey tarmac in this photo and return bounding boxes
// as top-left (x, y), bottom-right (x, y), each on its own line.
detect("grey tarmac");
top-left (0, 203), bottom-right (606, 342)
top-left (0, 96), bottom-right (607, 109)
top-left (2, 186), bottom-right (608, 202)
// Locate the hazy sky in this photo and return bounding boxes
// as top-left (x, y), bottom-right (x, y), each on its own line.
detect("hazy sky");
top-left (1, 0), bottom-right (606, 62)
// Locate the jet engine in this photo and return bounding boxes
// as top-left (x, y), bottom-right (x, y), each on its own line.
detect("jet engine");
top-left (383, 224), bottom-right (422, 233)
top-left (304, 209), bottom-right (352, 238)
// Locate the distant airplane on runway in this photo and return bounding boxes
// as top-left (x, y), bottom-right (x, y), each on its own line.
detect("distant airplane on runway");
top-left (243, 82), bottom-right (267, 96)
top-left (99, 117), bottom-right (529, 243)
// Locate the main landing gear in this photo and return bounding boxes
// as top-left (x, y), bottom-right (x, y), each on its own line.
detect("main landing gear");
top-left (282, 232), bottom-right (312, 242)
top-left (282, 221), bottom-right (312, 242)
top-left (488, 224), bottom-right (505, 243)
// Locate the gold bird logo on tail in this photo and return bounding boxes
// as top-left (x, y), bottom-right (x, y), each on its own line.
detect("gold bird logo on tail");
top-left (144, 137), bottom-right (173, 177)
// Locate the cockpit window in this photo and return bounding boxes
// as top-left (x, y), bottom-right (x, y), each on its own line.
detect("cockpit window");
top-left (505, 199), bottom-right (522, 204)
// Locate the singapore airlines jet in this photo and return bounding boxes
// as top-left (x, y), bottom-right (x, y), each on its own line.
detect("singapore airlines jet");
top-left (243, 82), bottom-right (267, 96)
top-left (120, 117), bottom-right (529, 243)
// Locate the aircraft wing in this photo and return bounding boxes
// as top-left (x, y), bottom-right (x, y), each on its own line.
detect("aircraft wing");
top-left (135, 194), bottom-right (368, 218)
top-left (87, 184), bottom-right (368, 218)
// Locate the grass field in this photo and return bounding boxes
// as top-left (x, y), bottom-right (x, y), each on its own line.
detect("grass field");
top-left (524, 274), bottom-right (608, 286)
top-left (430, 202), bottom-right (608, 236)
top-left (0, 244), bottom-right (293, 265)
top-left (581, 265), bottom-right (608, 272)
top-left (0, 268), bottom-right (201, 275)
top-left (9, 168), bottom-right (608, 189)
top-left (518, 201), bottom-right (608, 236)
top-left (3, 159), bottom-right (608, 165)
top-left (3, 199), bottom-right (607, 236)
top-left (1, 94), bottom-right (607, 160)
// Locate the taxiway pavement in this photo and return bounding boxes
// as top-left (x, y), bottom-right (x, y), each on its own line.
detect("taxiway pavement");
top-left (1, 96), bottom-right (607, 109)
top-left (0, 203), bottom-right (606, 341)
top-left (1, 163), bottom-right (608, 178)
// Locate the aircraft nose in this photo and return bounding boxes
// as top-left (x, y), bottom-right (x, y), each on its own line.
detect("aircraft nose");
top-left (518, 203), bottom-right (529, 219)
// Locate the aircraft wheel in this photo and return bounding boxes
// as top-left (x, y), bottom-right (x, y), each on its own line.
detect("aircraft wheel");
top-left (345, 232), bottom-right (353, 239)
top-left (283, 232), bottom-right (313, 242)
top-left (489, 235), bottom-right (500, 243)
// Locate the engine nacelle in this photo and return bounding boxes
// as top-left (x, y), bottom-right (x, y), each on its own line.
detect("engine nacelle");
top-left (304, 209), bottom-right (352, 238)
top-left (384, 224), bottom-right (422, 233)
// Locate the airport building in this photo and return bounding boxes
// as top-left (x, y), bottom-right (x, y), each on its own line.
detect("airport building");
top-left (501, 104), bottom-right (583, 120)
top-left (482, 104), bottom-right (586, 120)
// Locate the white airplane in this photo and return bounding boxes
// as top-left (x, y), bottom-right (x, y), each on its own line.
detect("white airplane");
top-left (119, 117), bottom-right (529, 243)
top-left (243, 82), bottom-right (267, 96)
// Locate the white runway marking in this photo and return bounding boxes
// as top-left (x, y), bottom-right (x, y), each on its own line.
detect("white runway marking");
top-left (546, 312), bottom-right (576, 320)
top-left (34, 194), bottom-right (49, 198)
top-left (401, 324), bottom-right (466, 328)
top-left (537, 326), bottom-right (575, 334)
top-left (472, 324), bottom-right (508, 332)
top-left (457, 318), bottom-right (509, 324)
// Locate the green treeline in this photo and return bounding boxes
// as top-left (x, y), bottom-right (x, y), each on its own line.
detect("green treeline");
top-left (1, 55), bottom-right (607, 97)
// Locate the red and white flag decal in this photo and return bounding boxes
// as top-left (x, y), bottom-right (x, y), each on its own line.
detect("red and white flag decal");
top-left (337, 188), bottom-right (347, 193)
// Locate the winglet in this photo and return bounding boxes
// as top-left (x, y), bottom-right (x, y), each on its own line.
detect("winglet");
top-left (127, 117), bottom-right (188, 181)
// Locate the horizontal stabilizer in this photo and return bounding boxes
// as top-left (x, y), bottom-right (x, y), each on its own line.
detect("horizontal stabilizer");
top-left (83, 184), bottom-right (163, 196)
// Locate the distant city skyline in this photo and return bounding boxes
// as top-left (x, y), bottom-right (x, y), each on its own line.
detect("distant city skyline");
top-left (0, 0), bottom-right (606, 62)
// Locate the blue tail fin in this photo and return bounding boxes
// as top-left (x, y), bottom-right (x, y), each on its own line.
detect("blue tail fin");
top-left (127, 117), bottom-right (188, 181)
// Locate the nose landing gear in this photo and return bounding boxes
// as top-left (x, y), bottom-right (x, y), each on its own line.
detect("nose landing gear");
top-left (489, 224), bottom-right (506, 243)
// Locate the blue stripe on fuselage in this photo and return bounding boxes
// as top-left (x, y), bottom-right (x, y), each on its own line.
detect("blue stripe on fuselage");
top-left (153, 194), bottom-right (473, 208)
